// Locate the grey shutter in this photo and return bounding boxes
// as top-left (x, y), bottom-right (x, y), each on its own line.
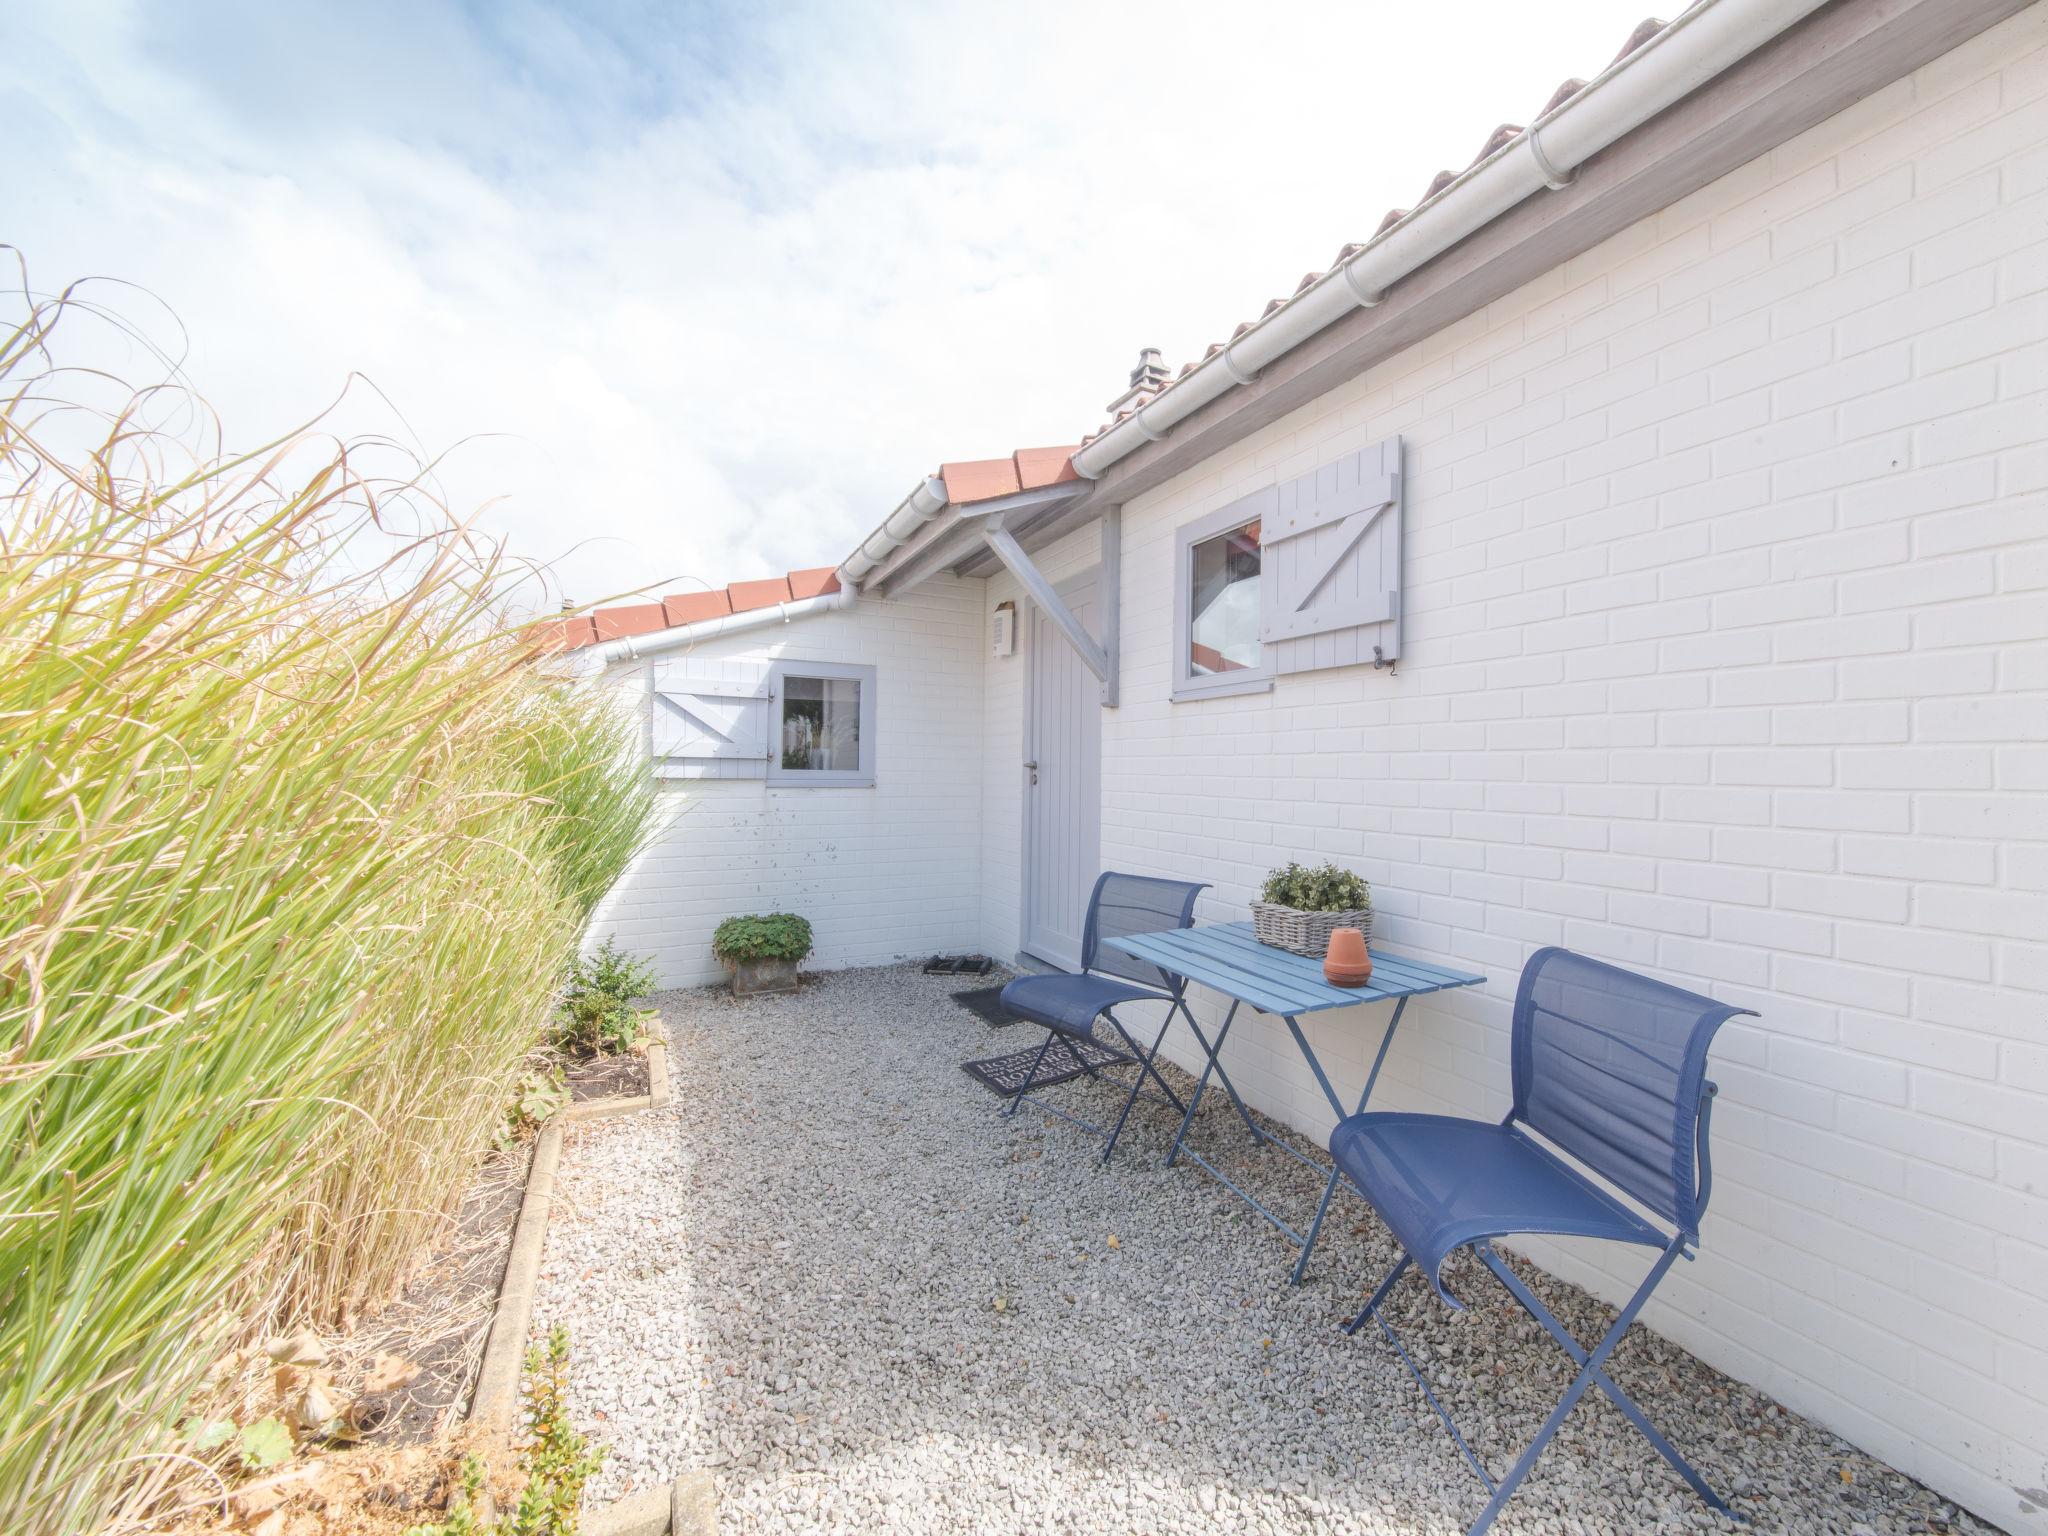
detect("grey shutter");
top-left (650, 658), bottom-right (771, 779)
top-left (1260, 434), bottom-right (1403, 673)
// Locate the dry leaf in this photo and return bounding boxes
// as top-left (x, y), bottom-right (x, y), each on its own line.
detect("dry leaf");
top-left (1106, 1234), bottom-right (1120, 1250)
top-left (264, 1329), bottom-right (326, 1367)
top-left (363, 1353), bottom-right (420, 1393)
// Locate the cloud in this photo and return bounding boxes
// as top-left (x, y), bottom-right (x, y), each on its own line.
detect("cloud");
top-left (4, 0), bottom-right (1649, 611)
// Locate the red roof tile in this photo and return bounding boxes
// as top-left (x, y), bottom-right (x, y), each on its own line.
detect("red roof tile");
top-left (727, 576), bottom-right (794, 613)
top-left (591, 602), bottom-right (667, 642)
top-left (940, 446), bottom-right (1082, 506)
top-left (662, 588), bottom-right (733, 627)
top-left (940, 456), bottom-right (1021, 504)
top-left (560, 564), bottom-right (846, 653)
top-left (528, 615), bottom-right (597, 652)
top-left (1013, 446), bottom-right (1081, 491)
top-left (786, 566), bottom-right (843, 600)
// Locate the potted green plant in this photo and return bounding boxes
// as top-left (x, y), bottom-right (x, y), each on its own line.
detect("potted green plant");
top-left (712, 913), bottom-right (813, 995)
top-left (1252, 860), bottom-right (1373, 957)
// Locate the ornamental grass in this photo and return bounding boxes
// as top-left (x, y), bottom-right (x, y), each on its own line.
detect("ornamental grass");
top-left (0, 273), bottom-right (649, 1534)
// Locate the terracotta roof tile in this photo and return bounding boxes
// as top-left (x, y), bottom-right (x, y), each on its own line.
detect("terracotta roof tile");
top-left (1542, 78), bottom-right (1589, 116)
top-left (561, 563), bottom-right (848, 653)
top-left (1613, 17), bottom-right (1667, 63)
top-left (786, 566), bottom-right (843, 600)
top-left (662, 588), bottom-right (732, 627)
top-left (591, 602), bottom-right (667, 642)
top-left (1012, 446), bottom-right (1081, 491)
top-left (529, 615), bottom-right (597, 652)
top-left (727, 577), bottom-right (793, 613)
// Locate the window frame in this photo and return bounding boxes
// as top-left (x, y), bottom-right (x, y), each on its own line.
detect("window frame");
top-left (1172, 489), bottom-right (1276, 703)
top-left (766, 659), bottom-right (877, 786)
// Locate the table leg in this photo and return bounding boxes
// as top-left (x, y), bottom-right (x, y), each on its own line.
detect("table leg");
top-left (1283, 997), bottom-right (1408, 1285)
top-left (1166, 999), bottom-right (1240, 1167)
top-left (1358, 995), bottom-right (1409, 1113)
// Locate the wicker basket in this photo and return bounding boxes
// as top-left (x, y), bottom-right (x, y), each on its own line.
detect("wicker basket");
top-left (1251, 900), bottom-right (1373, 958)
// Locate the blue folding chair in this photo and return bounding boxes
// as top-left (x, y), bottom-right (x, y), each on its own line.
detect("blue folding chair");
top-left (998, 871), bottom-right (1208, 1161)
top-left (1331, 946), bottom-right (1755, 1535)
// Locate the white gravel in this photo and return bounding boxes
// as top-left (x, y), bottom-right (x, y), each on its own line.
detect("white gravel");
top-left (530, 963), bottom-right (1999, 1536)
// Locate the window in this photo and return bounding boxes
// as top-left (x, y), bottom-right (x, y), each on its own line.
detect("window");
top-left (767, 661), bottom-right (876, 785)
top-left (1173, 490), bottom-right (1274, 701)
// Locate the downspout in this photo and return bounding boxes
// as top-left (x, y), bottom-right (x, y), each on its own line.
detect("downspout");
top-left (588, 587), bottom-right (856, 667)
top-left (1069, 0), bottom-right (1831, 480)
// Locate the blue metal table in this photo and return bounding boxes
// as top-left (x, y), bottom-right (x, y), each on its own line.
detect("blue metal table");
top-left (1105, 921), bottom-right (1485, 1283)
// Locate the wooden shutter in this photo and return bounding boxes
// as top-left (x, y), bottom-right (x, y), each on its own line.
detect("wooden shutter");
top-left (650, 658), bottom-right (771, 779)
top-left (1259, 434), bottom-right (1403, 673)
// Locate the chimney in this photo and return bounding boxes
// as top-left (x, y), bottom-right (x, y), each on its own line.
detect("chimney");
top-left (1103, 346), bottom-right (1171, 417)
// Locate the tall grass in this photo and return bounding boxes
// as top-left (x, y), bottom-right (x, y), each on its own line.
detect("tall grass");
top-left (0, 277), bottom-right (650, 1534)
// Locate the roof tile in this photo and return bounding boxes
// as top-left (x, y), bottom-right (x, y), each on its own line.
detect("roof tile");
top-left (662, 588), bottom-right (733, 627)
top-left (591, 602), bottom-right (667, 642)
top-left (727, 576), bottom-right (793, 613)
top-left (786, 566), bottom-right (843, 600)
top-left (529, 615), bottom-right (597, 652)
top-left (940, 456), bottom-right (1023, 504)
top-left (1012, 446), bottom-right (1081, 491)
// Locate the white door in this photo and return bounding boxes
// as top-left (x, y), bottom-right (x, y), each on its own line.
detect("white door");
top-left (1022, 568), bottom-right (1102, 971)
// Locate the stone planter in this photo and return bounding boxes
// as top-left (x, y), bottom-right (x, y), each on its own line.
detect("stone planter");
top-left (728, 955), bottom-right (800, 996)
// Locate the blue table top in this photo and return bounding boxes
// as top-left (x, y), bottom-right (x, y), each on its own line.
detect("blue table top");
top-left (1106, 921), bottom-right (1485, 1018)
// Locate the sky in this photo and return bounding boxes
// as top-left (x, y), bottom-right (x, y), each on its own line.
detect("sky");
top-left (5, 0), bottom-right (1653, 613)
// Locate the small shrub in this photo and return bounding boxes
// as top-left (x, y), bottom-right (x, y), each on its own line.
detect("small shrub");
top-left (1260, 861), bottom-right (1371, 913)
top-left (552, 939), bottom-right (659, 1057)
top-left (712, 913), bottom-right (813, 967)
top-left (403, 1326), bottom-right (602, 1536)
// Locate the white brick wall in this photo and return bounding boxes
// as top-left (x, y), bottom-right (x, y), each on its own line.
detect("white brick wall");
top-left (587, 576), bottom-right (986, 988)
top-left (977, 13), bottom-right (2048, 1530)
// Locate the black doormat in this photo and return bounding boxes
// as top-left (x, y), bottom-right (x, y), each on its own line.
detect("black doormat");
top-left (963, 1036), bottom-right (1130, 1097)
top-left (925, 953), bottom-right (996, 976)
top-left (951, 985), bottom-right (1016, 1028)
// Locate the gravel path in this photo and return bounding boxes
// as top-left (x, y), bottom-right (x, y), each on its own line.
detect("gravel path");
top-left (531, 963), bottom-right (1999, 1536)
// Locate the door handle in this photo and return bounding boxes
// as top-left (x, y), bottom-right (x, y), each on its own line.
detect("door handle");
top-left (1025, 759), bottom-right (1038, 785)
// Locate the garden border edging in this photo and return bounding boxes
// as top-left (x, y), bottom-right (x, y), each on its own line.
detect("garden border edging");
top-left (563, 1034), bottom-right (671, 1124)
top-left (471, 1030), bottom-right (712, 1532)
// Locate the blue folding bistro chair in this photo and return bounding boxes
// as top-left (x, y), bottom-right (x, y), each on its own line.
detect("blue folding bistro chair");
top-left (1332, 946), bottom-right (1755, 1535)
top-left (998, 871), bottom-right (1208, 1161)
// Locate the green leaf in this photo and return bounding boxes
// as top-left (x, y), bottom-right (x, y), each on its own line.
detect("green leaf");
top-left (239, 1417), bottom-right (293, 1469)
top-left (180, 1416), bottom-right (236, 1451)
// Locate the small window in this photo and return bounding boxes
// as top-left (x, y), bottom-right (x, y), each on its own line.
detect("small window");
top-left (1173, 491), bottom-right (1274, 701)
top-left (768, 661), bottom-right (876, 785)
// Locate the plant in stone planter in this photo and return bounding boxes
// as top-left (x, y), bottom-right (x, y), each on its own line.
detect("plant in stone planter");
top-left (1252, 860), bottom-right (1373, 956)
top-left (712, 913), bottom-right (814, 996)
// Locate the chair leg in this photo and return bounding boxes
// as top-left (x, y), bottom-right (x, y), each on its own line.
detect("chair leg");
top-left (1475, 1244), bottom-right (1732, 1519)
top-left (1342, 1251), bottom-right (1413, 1335)
top-left (1463, 1238), bottom-right (1697, 1536)
top-left (1099, 1009), bottom-right (1186, 1164)
top-left (1003, 1032), bottom-right (1057, 1118)
top-left (1292, 1164), bottom-right (1346, 1285)
top-left (1348, 1251), bottom-right (1497, 1495)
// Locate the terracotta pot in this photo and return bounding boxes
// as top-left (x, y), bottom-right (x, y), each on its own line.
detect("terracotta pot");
top-left (1323, 927), bottom-right (1372, 988)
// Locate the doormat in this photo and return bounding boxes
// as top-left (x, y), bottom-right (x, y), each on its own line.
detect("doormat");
top-left (963, 1037), bottom-right (1130, 1098)
top-left (951, 985), bottom-right (1016, 1028)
